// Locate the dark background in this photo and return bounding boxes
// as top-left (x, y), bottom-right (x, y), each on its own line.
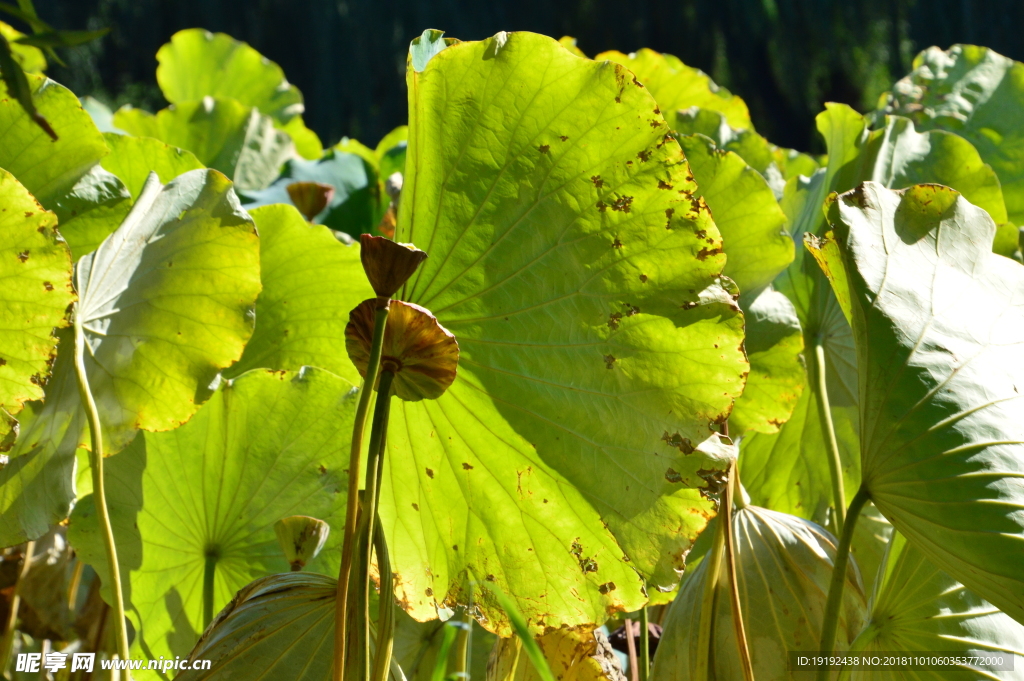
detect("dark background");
top-left (24, 0), bottom-right (1024, 153)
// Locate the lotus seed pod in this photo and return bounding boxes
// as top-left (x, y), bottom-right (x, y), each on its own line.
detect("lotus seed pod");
top-left (653, 505), bottom-right (867, 681)
top-left (345, 299), bottom-right (459, 401)
top-left (286, 181), bottom-right (335, 222)
top-left (274, 516), bottom-right (330, 571)
top-left (359, 234), bottom-right (427, 299)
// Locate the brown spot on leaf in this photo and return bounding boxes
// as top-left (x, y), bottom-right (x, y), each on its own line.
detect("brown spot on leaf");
top-left (426, 588), bottom-right (433, 596)
top-left (24, 212), bottom-right (33, 218)
top-left (612, 238), bottom-right (623, 249)
top-left (318, 464), bottom-right (327, 474)
top-left (697, 246), bottom-right (723, 260)
top-left (426, 468), bottom-right (434, 478)
top-left (539, 144), bottom-right (550, 154)
top-left (412, 503), bottom-right (419, 510)
top-left (462, 462), bottom-right (473, 470)
top-left (662, 431), bottom-right (695, 454)
top-left (658, 180), bottom-right (673, 190)
top-left (697, 467), bottom-right (729, 499)
top-left (17, 251), bottom-right (29, 262)
top-left (610, 196), bottom-right (633, 213)
top-left (608, 312), bottom-right (622, 330)
top-left (654, 107), bottom-right (661, 114)
top-left (43, 282), bottom-right (53, 291)
top-left (486, 574), bottom-right (496, 582)
top-left (639, 274), bottom-right (648, 283)
top-left (665, 468), bottom-right (683, 483)
top-left (596, 201), bottom-right (607, 213)
top-left (604, 354), bottom-right (616, 369)
top-left (0, 358), bottom-right (5, 366)
top-left (559, 135), bottom-right (568, 141)
top-left (637, 150), bottom-right (651, 162)
top-left (591, 175), bottom-right (604, 188)
top-left (599, 582), bottom-right (616, 594)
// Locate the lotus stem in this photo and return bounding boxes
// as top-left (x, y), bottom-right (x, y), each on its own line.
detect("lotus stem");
top-left (203, 552), bottom-right (218, 629)
top-left (816, 487), bottom-right (870, 681)
top-left (0, 540), bottom-right (34, 675)
top-left (357, 369), bottom-right (395, 681)
top-left (74, 313), bottom-right (131, 663)
top-left (723, 460), bottom-right (755, 681)
top-left (695, 508), bottom-right (726, 680)
top-left (453, 606), bottom-right (472, 679)
top-left (335, 302), bottom-right (390, 681)
top-left (624, 617), bottom-right (639, 681)
top-left (813, 341), bottom-right (847, 535)
top-left (371, 514), bottom-right (395, 681)
top-left (638, 606), bottom-right (650, 681)
top-left (68, 560), bottom-right (85, 612)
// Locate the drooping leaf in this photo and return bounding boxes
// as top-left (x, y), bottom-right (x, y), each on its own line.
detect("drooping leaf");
top-left (677, 133), bottom-right (793, 299)
top-left (239, 149), bottom-right (382, 236)
top-left (595, 48), bottom-right (752, 131)
top-left (156, 28), bottom-right (303, 124)
top-left (224, 204), bottom-right (373, 383)
top-left (849, 533), bottom-right (1024, 680)
top-left (818, 181), bottom-right (1024, 624)
top-left (879, 44), bottom-right (1024, 225)
top-left (0, 169), bottom-right (260, 546)
top-left (384, 30), bottom-right (747, 633)
top-left (729, 288), bottom-right (804, 435)
top-left (651, 505), bottom-right (867, 681)
top-left (99, 132), bottom-right (204, 199)
top-left (0, 169), bottom-right (74, 443)
top-left (67, 368), bottom-right (357, 667)
top-left (0, 19), bottom-right (44, 71)
top-left (113, 98), bottom-right (294, 191)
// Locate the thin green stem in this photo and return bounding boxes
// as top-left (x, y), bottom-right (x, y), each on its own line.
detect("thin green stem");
top-left (203, 552), bottom-right (218, 629)
top-left (74, 313), bottom-right (131, 663)
top-left (814, 342), bottom-right (847, 535)
top-left (453, 607), bottom-right (471, 679)
top-left (638, 607), bottom-right (650, 681)
top-left (357, 370), bottom-right (395, 681)
top-left (816, 487), bottom-right (870, 681)
top-left (695, 513), bottom-right (726, 680)
top-left (0, 541), bottom-right (34, 676)
top-left (624, 618), bottom-right (638, 681)
top-left (335, 303), bottom-right (390, 681)
top-left (723, 461), bottom-right (755, 681)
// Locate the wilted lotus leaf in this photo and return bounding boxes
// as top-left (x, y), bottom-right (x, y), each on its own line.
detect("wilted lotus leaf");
top-left (652, 506), bottom-right (867, 681)
top-left (346, 299), bottom-right (459, 401)
top-left (274, 516), bottom-right (330, 571)
top-left (359, 234), bottom-right (428, 299)
top-left (286, 181), bottom-right (335, 222)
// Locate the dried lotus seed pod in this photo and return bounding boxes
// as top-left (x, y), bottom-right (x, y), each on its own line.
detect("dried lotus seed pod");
top-left (359, 234), bottom-right (427, 299)
top-left (274, 516), bottom-right (330, 571)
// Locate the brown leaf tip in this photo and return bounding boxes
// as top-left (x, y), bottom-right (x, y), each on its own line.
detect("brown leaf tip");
top-left (346, 299), bottom-right (459, 401)
top-left (359, 234), bottom-right (428, 299)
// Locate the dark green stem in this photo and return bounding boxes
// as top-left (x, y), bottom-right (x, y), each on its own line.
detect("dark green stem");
top-left (638, 607), bottom-right (650, 681)
top-left (336, 303), bottom-right (390, 681)
top-left (203, 552), bottom-right (218, 630)
top-left (357, 370), bottom-right (395, 681)
top-left (816, 487), bottom-right (870, 681)
top-left (371, 514), bottom-right (395, 681)
top-left (74, 313), bottom-right (131, 662)
top-left (814, 342), bottom-right (847, 535)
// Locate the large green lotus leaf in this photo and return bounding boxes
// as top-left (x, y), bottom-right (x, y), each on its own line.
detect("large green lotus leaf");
top-left (595, 48), bottom-right (751, 131)
top-left (67, 368), bottom-right (357, 668)
top-left (112, 98), bottom-right (294, 191)
top-left (156, 29), bottom-right (303, 124)
top-left (99, 132), bottom-right (204, 199)
top-left (384, 30), bottom-right (746, 634)
top-left (849, 533), bottom-right (1024, 680)
top-left (651, 506), bottom-right (867, 681)
top-left (677, 133), bottom-right (792, 299)
top-left (0, 73), bottom-right (107, 206)
top-left (224, 204), bottom-right (373, 383)
top-left (0, 169), bottom-right (74, 442)
top-left (0, 20), bottom-right (45, 72)
top-left (820, 181), bottom-right (1024, 624)
top-left (239, 150), bottom-right (382, 236)
top-left (739, 376), bottom-right (860, 523)
top-left (51, 164), bottom-right (132, 261)
top-left (879, 44), bottom-right (1024, 225)
top-left (729, 288), bottom-right (804, 435)
top-left (0, 169), bottom-right (260, 547)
